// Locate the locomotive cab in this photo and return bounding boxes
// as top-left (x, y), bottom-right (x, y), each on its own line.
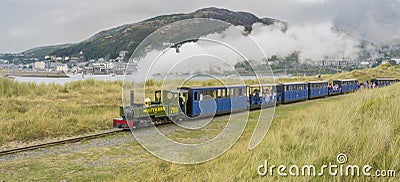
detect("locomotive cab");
top-left (178, 90), bottom-right (189, 115)
top-left (154, 89), bottom-right (189, 116)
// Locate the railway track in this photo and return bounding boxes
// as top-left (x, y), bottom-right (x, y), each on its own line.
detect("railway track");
top-left (0, 128), bottom-right (126, 156)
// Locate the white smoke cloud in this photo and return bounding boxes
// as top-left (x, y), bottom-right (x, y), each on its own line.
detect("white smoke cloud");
top-left (249, 22), bottom-right (360, 61)
top-left (131, 20), bottom-right (363, 79)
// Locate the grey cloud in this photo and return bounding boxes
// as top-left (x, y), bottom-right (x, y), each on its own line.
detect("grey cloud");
top-left (0, 0), bottom-right (399, 52)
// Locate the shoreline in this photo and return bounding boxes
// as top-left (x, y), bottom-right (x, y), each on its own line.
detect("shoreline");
top-left (1, 71), bottom-right (69, 78)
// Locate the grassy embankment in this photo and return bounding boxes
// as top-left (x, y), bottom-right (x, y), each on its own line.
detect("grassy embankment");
top-left (277, 63), bottom-right (400, 83)
top-left (0, 64), bottom-right (399, 145)
top-left (0, 79), bottom-right (122, 145)
top-left (0, 81), bottom-right (398, 181)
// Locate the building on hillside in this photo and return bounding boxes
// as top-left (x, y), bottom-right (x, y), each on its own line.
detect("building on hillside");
top-left (34, 61), bottom-right (46, 71)
top-left (92, 60), bottom-right (110, 74)
top-left (359, 61), bottom-right (371, 68)
top-left (391, 58), bottom-right (400, 64)
top-left (381, 60), bottom-right (390, 65)
top-left (56, 64), bottom-right (68, 72)
top-left (79, 51), bottom-right (86, 62)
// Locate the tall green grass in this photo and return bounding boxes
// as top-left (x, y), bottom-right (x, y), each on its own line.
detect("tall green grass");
top-left (0, 83), bottom-right (398, 181)
top-left (0, 79), bottom-right (122, 145)
top-left (123, 84), bottom-right (400, 181)
top-left (277, 63), bottom-right (400, 83)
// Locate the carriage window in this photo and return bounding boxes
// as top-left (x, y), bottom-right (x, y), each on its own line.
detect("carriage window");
top-left (206, 90), bottom-right (213, 98)
top-left (201, 90), bottom-right (209, 100)
top-left (194, 92), bottom-right (199, 101)
top-left (199, 91), bottom-right (203, 100)
top-left (239, 88), bottom-right (243, 96)
top-left (222, 89), bottom-right (227, 98)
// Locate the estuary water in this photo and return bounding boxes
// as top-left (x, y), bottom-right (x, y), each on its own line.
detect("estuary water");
top-left (13, 75), bottom-right (126, 85)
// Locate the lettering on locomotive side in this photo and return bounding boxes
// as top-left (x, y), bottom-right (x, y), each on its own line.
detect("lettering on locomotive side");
top-left (169, 106), bottom-right (179, 114)
top-left (143, 107), bottom-right (165, 113)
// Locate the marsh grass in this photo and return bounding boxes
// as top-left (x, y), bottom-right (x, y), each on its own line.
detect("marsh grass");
top-left (126, 84), bottom-right (400, 181)
top-left (0, 84), bottom-right (398, 181)
top-left (277, 63), bottom-right (400, 83)
top-left (0, 79), bottom-right (122, 145)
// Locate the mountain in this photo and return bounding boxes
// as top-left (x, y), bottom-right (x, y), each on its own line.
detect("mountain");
top-left (23, 7), bottom-right (279, 60)
top-left (23, 44), bottom-right (73, 58)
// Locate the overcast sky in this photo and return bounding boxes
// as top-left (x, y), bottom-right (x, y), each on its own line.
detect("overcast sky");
top-left (0, 0), bottom-right (399, 53)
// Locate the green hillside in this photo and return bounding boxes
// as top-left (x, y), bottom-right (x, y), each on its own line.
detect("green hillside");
top-left (24, 7), bottom-right (278, 60)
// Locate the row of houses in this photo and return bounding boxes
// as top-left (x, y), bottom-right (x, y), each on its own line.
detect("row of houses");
top-left (1, 59), bottom-right (127, 75)
top-left (317, 58), bottom-right (400, 68)
top-left (31, 59), bottom-right (127, 74)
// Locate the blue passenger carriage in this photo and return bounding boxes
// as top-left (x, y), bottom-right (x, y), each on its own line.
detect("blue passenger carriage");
top-left (308, 81), bottom-right (329, 99)
top-left (371, 78), bottom-right (398, 87)
top-left (178, 85), bottom-right (247, 117)
top-left (247, 84), bottom-right (281, 109)
top-left (281, 82), bottom-right (308, 103)
top-left (332, 79), bottom-right (359, 93)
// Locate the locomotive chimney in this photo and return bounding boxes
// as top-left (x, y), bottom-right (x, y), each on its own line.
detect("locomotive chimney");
top-left (130, 90), bottom-right (135, 106)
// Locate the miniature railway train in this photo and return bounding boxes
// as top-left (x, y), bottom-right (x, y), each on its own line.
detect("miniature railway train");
top-left (113, 78), bottom-right (399, 129)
